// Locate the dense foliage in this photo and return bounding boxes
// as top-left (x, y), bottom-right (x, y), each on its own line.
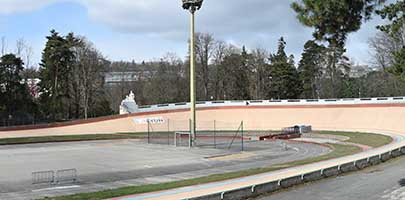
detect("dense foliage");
top-left (375, 0), bottom-right (405, 80)
top-left (0, 54), bottom-right (37, 124)
top-left (291, 0), bottom-right (384, 46)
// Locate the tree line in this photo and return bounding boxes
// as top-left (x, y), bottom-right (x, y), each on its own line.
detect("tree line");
top-left (1, 30), bottom-right (113, 125)
top-left (0, 0), bottom-right (403, 125)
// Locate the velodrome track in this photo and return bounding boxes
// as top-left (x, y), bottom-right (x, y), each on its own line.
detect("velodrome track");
top-left (1, 98), bottom-right (405, 199)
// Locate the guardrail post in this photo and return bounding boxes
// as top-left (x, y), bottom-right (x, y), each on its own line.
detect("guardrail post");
top-left (214, 120), bottom-right (217, 149)
top-left (174, 132), bottom-right (177, 147)
top-left (189, 119), bottom-right (192, 147)
top-left (241, 121), bottom-right (244, 151)
top-left (167, 119), bottom-right (170, 145)
top-left (251, 185), bottom-right (256, 193)
top-left (221, 191), bottom-right (225, 199)
top-left (147, 120), bottom-right (150, 144)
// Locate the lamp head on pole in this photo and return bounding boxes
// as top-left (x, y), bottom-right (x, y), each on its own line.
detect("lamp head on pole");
top-left (182, 0), bottom-right (203, 11)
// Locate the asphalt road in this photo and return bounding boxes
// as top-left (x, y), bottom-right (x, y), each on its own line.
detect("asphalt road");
top-left (257, 156), bottom-right (405, 200)
top-left (0, 139), bottom-right (329, 200)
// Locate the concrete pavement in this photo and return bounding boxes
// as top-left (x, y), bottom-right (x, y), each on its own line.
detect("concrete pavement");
top-left (257, 155), bottom-right (405, 200)
top-left (0, 139), bottom-right (328, 200)
top-left (107, 133), bottom-right (404, 200)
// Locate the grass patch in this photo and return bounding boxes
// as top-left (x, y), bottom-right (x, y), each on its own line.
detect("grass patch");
top-left (0, 133), bottom-right (146, 146)
top-left (38, 143), bottom-right (360, 200)
top-left (3, 130), bottom-right (390, 148)
top-left (315, 131), bottom-right (393, 148)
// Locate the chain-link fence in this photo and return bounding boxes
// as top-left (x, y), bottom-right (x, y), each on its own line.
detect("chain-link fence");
top-left (194, 120), bottom-right (245, 151)
top-left (146, 119), bottom-right (172, 145)
top-left (0, 112), bottom-right (51, 127)
top-left (146, 119), bottom-right (246, 151)
top-left (146, 119), bottom-right (190, 146)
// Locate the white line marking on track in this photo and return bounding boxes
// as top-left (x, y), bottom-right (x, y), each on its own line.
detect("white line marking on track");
top-left (32, 185), bottom-right (80, 192)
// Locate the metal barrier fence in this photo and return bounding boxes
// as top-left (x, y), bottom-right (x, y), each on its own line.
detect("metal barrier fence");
top-left (32, 170), bottom-right (54, 185)
top-left (56, 169), bottom-right (77, 184)
top-left (32, 168), bottom-right (77, 185)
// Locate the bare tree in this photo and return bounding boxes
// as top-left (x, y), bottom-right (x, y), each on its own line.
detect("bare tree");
top-left (368, 24), bottom-right (405, 95)
top-left (195, 33), bottom-right (216, 100)
top-left (369, 25), bottom-right (405, 69)
top-left (1, 37), bottom-right (7, 56)
top-left (211, 42), bottom-right (241, 100)
top-left (15, 38), bottom-right (26, 57)
top-left (72, 38), bottom-right (108, 119)
top-left (12, 38), bottom-right (35, 68)
top-left (24, 45), bottom-right (34, 68)
top-left (251, 48), bottom-right (268, 99)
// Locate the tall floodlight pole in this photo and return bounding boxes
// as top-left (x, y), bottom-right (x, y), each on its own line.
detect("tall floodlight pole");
top-left (182, 0), bottom-right (203, 146)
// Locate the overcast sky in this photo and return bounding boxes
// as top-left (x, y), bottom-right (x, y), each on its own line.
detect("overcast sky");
top-left (0, 0), bottom-right (388, 67)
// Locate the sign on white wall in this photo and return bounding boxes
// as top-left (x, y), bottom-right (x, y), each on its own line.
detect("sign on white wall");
top-left (134, 117), bottom-right (165, 125)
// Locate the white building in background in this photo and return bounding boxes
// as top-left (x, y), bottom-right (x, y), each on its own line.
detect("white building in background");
top-left (120, 91), bottom-right (139, 114)
top-left (349, 65), bottom-right (376, 78)
top-left (104, 71), bottom-right (154, 86)
top-left (105, 72), bottom-right (140, 86)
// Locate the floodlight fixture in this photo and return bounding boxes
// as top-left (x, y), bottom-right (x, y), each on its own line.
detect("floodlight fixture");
top-left (182, 0), bottom-right (204, 12)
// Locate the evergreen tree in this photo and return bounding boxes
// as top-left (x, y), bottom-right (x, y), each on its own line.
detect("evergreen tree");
top-left (0, 54), bottom-right (36, 119)
top-left (377, 1), bottom-right (404, 35)
top-left (389, 48), bottom-right (405, 80)
top-left (298, 40), bottom-right (326, 99)
top-left (268, 37), bottom-right (302, 99)
top-left (291, 0), bottom-right (384, 46)
top-left (0, 54), bottom-right (24, 114)
top-left (236, 46), bottom-right (252, 100)
top-left (218, 47), bottom-right (252, 100)
top-left (291, 0), bottom-right (383, 97)
top-left (322, 45), bottom-right (351, 98)
top-left (39, 30), bottom-right (76, 120)
top-left (221, 53), bottom-right (242, 100)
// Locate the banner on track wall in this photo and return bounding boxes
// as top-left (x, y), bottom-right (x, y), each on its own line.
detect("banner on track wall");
top-left (133, 117), bottom-right (165, 125)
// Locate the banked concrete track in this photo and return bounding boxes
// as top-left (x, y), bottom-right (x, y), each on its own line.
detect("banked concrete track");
top-left (1, 97), bottom-right (405, 199)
